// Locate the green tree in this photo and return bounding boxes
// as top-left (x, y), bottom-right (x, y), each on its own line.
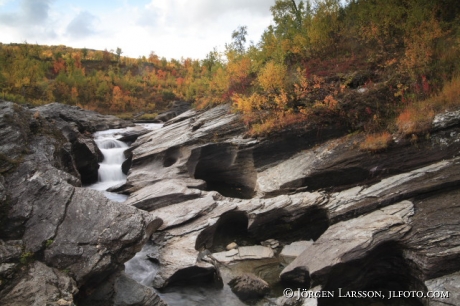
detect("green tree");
top-left (116, 47), bottom-right (123, 63)
top-left (229, 26), bottom-right (248, 54)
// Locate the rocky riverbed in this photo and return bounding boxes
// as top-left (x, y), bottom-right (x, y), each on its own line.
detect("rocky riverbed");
top-left (1, 101), bottom-right (459, 305)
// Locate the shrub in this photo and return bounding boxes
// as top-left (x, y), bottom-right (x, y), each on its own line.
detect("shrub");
top-left (396, 108), bottom-right (434, 136)
top-left (359, 132), bottom-right (393, 152)
top-left (396, 76), bottom-right (460, 136)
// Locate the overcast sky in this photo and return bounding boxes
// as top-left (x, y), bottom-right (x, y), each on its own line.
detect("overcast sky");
top-left (0, 0), bottom-right (274, 60)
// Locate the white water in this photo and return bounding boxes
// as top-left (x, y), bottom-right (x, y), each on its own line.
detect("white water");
top-left (88, 124), bottom-right (163, 202)
top-left (89, 130), bottom-right (129, 202)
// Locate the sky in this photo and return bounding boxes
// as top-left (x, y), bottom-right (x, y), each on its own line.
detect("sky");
top-left (0, 0), bottom-right (274, 60)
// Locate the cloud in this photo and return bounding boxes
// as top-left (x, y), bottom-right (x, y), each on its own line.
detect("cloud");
top-left (132, 0), bottom-right (273, 59)
top-left (139, 0), bottom-right (271, 29)
top-left (66, 11), bottom-right (98, 39)
top-left (0, 0), bottom-right (56, 39)
top-left (22, 0), bottom-right (52, 25)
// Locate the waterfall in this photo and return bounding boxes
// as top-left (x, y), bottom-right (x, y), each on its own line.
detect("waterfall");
top-left (89, 129), bottom-right (129, 202)
top-left (96, 138), bottom-right (128, 182)
top-left (87, 124), bottom-right (163, 202)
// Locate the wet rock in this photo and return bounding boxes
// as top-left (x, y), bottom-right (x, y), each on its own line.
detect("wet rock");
top-left (0, 102), bottom-right (165, 303)
top-left (228, 273), bottom-right (270, 301)
top-left (151, 233), bottom-right (215, 289)
top-left (117, 101), bottom-right (460, 302)
top-left (325, 158), bottom-right (460, 223)
top-left (0, 261), bottom-right (77, 306)
top-left (72, 136), bottom-right (102, 185)
top-left (280, 241), bottom-right (313, 264)
top-left (280, 201), bottom-right (414, 286)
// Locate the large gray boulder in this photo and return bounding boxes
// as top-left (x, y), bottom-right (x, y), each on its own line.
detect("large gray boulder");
top-left (228, 273), bottom-right (270, 301)
top-left (44, 188), bottom-right (162, 286)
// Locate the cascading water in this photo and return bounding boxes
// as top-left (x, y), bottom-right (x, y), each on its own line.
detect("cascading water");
top-left (88, 124), bottom-right (162, 202)
top-left (89, 128), bottom-right (129, 202)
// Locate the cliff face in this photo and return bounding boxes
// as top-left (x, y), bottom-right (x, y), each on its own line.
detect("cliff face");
top-left (122, 103), bottom-right (460, 305)
top-left (0, 102), bottom-right (163, 305)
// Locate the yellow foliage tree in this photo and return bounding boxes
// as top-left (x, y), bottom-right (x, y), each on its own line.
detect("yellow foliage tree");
top-left (257, 61), bottom-right (287, 94)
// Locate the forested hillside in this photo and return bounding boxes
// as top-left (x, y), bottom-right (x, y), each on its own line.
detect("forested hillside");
top-left (1, 0), bottom-right (459, 140)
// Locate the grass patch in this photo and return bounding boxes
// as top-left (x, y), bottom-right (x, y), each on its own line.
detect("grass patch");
top-left (115, 112), bottom-right (134, 120)
top-left (137, 113), bottom-right (158, 120)
top-left (19, 251), bottom-right (34, 265)
top-left (359, 132), bottom-right (393, 152)
top-left (396, 76), bottom-right (460, 136)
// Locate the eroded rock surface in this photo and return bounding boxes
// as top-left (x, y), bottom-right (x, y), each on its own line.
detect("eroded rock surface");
top-left (0, 102), bottom-right (162, 305)
top-left (121, 104), bottom-right (460, 305)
